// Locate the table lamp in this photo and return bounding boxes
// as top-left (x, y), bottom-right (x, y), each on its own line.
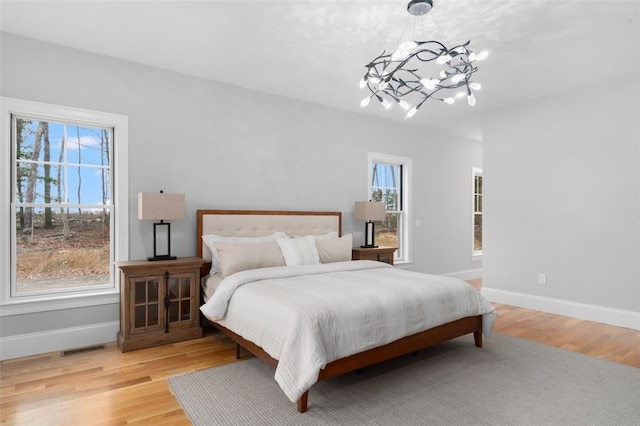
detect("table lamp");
top-left (354, 201), bottom-right (386, 248)
top-left (138, 191), bottom-right (185, 261)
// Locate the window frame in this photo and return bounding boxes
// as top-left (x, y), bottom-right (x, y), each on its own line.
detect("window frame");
top-left (472, 167), bottom-right (483, 258)
top-left (0, 97), bottom-right (128, 315)
top-left (368, 152), bottom-right (412, 264)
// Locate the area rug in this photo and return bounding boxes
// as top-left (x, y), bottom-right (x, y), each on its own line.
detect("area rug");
top-left (168, 333), bottom-right (640, 425)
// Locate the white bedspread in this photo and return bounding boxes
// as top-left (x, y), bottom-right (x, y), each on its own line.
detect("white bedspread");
top-left (200, 261), bottom-right (496, 403)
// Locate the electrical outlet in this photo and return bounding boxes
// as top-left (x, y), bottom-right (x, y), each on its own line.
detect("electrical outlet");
top-left (538, 273), bottom-right (547, 285)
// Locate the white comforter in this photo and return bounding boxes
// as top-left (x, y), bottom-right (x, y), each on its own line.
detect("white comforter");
top-left (200, 261), bottom-right (496, 403)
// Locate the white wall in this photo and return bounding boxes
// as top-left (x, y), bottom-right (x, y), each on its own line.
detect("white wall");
top-left (0, 33), bottom-right (481, 357)
top-left (482, 74), bottom-right (640, 328)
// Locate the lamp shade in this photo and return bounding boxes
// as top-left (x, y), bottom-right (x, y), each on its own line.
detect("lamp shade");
top-left (354, 201), bottom-right (386, 221)
top-left (138, 192), bottom-right (185, 221)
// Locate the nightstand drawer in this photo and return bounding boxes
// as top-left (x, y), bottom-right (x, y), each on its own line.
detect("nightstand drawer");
top-left (352, 247), bottom-right (397, 265)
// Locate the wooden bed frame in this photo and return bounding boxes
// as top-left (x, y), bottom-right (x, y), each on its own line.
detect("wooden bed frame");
top-left (196, 209), bottom-right (483, 413)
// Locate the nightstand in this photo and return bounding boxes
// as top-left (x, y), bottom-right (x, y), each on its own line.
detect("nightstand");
top-left (116, 257), bottom-right (204, 352)
top-left (352, 247), bottom-right (397, 265)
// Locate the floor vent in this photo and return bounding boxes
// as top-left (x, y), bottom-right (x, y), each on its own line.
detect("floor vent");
top-left (61, 344), bottom-right (107, 357)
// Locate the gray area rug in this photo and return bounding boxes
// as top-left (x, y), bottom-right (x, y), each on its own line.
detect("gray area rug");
top-left (168, 333), bottom-right (640, 425)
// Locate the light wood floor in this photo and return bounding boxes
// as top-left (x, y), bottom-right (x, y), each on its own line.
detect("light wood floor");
top-left (1, 289), bottom-right (639, 425)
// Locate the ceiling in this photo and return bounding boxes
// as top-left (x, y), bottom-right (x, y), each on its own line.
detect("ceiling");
top-left (1, 0), bottom-right (639, 140)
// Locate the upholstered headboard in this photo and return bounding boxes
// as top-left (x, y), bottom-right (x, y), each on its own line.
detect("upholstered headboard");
top-left (196, 209), bottom-right (342, 276)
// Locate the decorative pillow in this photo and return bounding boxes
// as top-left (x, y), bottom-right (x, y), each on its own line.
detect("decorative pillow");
top-left (316, 234), bottom-right (353, 263)
top-left (276, 235), bottom-right (320, 266)
top-left (311, 231), bottom-right (339, 240)
top-left (214, 241), bottom-right (285, 278)
top-left (202, 232), bottom-right (286, 275)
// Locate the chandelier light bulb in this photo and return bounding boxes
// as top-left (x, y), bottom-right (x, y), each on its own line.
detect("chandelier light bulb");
top-left (391, 50), bottom-right (407, 61)
top-left (360, 97), bottom-right (371, 107)
top-left (444, 97), bottom-right (455, 104)
top-left (467, 93), bottom-right (477, 106)
top-left (451, 74), bottom-right (465, 84)
top-left (359, 79), bottom-right (367, 89)
top-left (399, 41), bottom-right (418, 50)
top-left (398, 100), bottom-right (411, 110)
top-left (469, 82), bottom-right (482, 90)
top-left (476, 51), bottom-right (489, 60)
top-left (420, 78), bottom-right (439, 90)
top-left (406, 107), bottom-right (418, 118)
top-left (381, 98), bottom-right (392, 109)
top-left (379, 81), bottom-right (389, 90)
top-left (436, 54), bottom-right (452, 64)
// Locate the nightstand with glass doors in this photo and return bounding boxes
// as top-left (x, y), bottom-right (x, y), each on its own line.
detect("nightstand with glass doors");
top-left (116, 257), bottom-right (204, 352)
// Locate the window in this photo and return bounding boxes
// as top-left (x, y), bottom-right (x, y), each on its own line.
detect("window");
top-left (1, 97), bottom-right (128, 312)
top-left (473, 167), bottom-right (483, 256)
top-left (368, 153), bottom-right (411, 263)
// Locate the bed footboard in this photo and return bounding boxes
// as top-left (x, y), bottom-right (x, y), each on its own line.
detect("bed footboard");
top-left (208, 315), bottom-right (482, 413)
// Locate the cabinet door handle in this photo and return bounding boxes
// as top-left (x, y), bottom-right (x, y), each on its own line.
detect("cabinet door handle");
top-left (164, 271), bottom-right (170, 333)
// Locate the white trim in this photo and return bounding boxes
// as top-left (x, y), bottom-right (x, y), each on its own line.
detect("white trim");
top-left (443, 268), bottom-right (483, 281)
top-left (0, 97), bottom-right (128, 314)
top-left (481, 287), bottom-right (640, 330)
top-left (0, 292), bottom-right (119, 316)
top-left (0, 321), bottom-right (119, 360)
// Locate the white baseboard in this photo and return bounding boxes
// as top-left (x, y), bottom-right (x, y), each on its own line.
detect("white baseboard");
top-left (481, 287), bottom-right (640, 330)
top-left (444, 268), bottom-right (483, 281)
top-left (0, 321), bottom-right (119, 361)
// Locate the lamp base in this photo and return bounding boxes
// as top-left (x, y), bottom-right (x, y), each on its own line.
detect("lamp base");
top-left (147, 255), bottom-right (177, 262)
top-left (363, 220), bottom-right (378, 249)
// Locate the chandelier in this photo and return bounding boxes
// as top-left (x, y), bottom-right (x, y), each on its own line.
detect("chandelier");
top-left (360, 0), bottom-right (488, 118)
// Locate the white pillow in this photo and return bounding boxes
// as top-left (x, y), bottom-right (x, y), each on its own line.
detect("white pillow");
top-left (276, 236), bottom-right (320, 266)
top-left (316, 234), bottom-right (353, 263)
top-left (202, 232), bottom-right (286, 274)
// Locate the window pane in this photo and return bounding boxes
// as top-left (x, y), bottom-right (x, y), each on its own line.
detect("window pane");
top-left (474, 194), bottom-right (483, 213)
top-left (15, 207), bottom-right (111, 293)
top-left (474, 214), bottom-right (482, 251)
top-left (15, 118), bottom-right (112, 206)
top-left (474, 175), bottom-right (483, 193)
top-left (17, 120), bottom-right (111, 167)
top-left (374, 213), bottom-right (398, 248)
top-left (371, 163), bottom-right (399, 210)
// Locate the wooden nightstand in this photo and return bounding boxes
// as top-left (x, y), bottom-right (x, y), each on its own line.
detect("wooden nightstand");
top-left (116, 257), bottom-right (204, 352)
top-left (352, 247), bottom-right (397, 265)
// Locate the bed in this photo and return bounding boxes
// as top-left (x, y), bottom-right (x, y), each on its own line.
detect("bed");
top-left (197, 209), bottom-right (496, 413)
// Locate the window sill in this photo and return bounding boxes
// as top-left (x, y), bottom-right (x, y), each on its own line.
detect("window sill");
top-left (0, 290), bottom-right (119, 317)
